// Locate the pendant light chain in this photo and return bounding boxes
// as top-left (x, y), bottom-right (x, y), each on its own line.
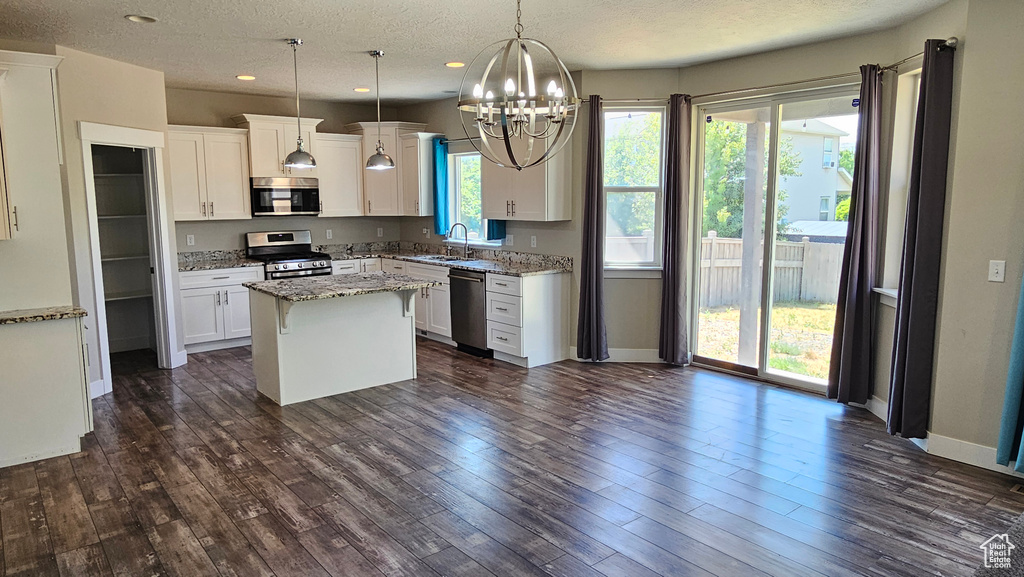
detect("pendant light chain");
top-left (514, 0), bottom-right (523, 38)
top-left (375, 52), bottom-right (383, 147)
top-left (292, 40), bottom-right (302, 147)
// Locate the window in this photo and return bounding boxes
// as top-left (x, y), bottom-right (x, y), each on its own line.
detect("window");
top-left (448, 152), bottom-right (497, 245)
top-left (822, 137), bottom-right (835, 168)
top-left (603, 108), bottom-right (665, 268)
top-left (819, 196), bottom-right (830, 221)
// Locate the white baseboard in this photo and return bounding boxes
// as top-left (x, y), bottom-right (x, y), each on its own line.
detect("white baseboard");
top-left (417, 330), bottom-right (456, 347)
top-left (568, 346), bottom-right (664, 363)
top-left (915, 432), bottom-right (1024, 479)
top-left (185, 337), bottom-right (251, 354)
top-left (169, 348), bottom-right (188, 368)
top-left (0, 440), bottom-right (83, 468)
top-left (865, 395), bottom-right (888, 421)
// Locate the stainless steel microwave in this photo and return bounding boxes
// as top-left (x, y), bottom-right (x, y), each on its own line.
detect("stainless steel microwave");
top-left (250, 177), bottom-right (320, 216)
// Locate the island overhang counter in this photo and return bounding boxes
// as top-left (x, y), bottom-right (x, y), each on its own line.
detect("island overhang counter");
top-left (244, 272), bottom-right (440, 405)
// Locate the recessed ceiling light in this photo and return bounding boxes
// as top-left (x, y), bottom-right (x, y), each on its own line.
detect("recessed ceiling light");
top-left (124, 14), bottom-right (157, 23)
top-left (445, 61), bottom-right (465, 68)
top-left (353, 87), bottom-right (370, 93)
top-left (236, 75), bottom-right (256, 81)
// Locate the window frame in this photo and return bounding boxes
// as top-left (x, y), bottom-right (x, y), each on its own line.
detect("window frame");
top-left (447, 151), bottom-right (501, 248)
top-left (819, 196), bottom-right (830, 221)
top-left (602, 105), bottom-right (668, 271)
top-left (822, 137), bottom-right (835, 169)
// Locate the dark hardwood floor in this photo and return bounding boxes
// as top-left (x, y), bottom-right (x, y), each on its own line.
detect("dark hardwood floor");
top-left (1, 338), bottom-right (1020, 576)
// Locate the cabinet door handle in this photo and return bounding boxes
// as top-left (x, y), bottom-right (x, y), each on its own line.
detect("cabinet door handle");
top-left (496, 336), bottom-right (508, 342)
top-left (320, 201), bottom-right (323, 212)
top-left (496, 307), bottom-right (508, 312)
top-left (511, 200), bottom-right (516, 216)
top-left (415, 200), bottom-right (419, 213)
top-left (224, 289), bottom-right (229, 305)
top-left (11, 206), bottom-right (18, 231)
top-left (506, 200), bottom-right (510, 216)
top-left (217, 291), bottom-right (221, 305)
top-left (210, 202), bottom-right (214, 217)
top-left (201, 202), bottom-right (207, 217)
top-left (368, 200), bottom-right (372, 214)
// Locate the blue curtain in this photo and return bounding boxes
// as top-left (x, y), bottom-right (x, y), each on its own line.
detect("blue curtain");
top-left (485, 219), bottom-right (506, 241)
top-left (998, 271), bottom-right (1024, 471)
top-left (433, 137), bottom-right (450, 236)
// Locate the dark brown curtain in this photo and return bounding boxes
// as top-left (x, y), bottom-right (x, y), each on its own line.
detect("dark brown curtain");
top-left (659, 94), bottom-right (692, 365)
top-left (827, 65), bottom-right (883, 404)
top-left (888, 39), bottom-right (957, 438)
top-left (577, 95), bottom-right (609, 361)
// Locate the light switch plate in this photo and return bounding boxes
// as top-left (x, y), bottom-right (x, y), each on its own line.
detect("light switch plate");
top-left (989, 260), bottom-right (1006, 282)
top-left (531, 235), bottom-right (537, 248)
top-left (506, 234), bottom-right (514, 247)
top-left (377, 227), bottom-right (384, 238)
top-left (325, 229), bottom-right (333, 240)
top-left (186, 234), bottom-right (195, 246)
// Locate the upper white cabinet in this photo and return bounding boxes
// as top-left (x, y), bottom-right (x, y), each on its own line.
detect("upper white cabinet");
top-left (168, 126), bottom-right (251, 221)
top-left (480, 136), bottom-right (572, 221)
top-left (316, 134), bottom-right (363, 217)
top-left (345, 121), bottom-right (431, 216)
top-left (399, 133), bottom-right (441, 217)
top-left (233, 114), bottom-right (323, 178)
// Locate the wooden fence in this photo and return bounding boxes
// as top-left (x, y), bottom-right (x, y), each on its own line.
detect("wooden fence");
top-left (699, 234), bottom-right (844, 307)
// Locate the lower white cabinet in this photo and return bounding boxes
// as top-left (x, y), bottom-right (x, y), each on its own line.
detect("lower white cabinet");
top-left (361, 258), bottom-right (382, 273)
top-left (382, 259), bottom-right (408, 274)
top-left (485, 272), bottom-right (569, 368)
top-left (179, 267), bottom-right (263, 348)
top-left (332, 258), bottom-right (383, 275)
top-left (401, 261), bottom-right (451, 338)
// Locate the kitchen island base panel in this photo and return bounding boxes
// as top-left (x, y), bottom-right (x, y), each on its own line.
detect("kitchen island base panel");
top-left (249, 289), bottom-right (417, 406)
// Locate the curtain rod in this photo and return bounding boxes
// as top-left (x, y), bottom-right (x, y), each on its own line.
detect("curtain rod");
top-left (882, 37), bottom-right (958, 71)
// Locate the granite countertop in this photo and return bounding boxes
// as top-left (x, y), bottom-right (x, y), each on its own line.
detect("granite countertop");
top-left (178, 252), bottom-right (262, 272)
top-left (0, 305), bottom-right (88, 325)
top-left (244, 272), bottom-right (440, 303)
top-left (332, 252), bottom-right (570, 277)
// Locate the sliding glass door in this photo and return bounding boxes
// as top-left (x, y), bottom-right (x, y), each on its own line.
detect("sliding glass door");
top-left (693, 87), bottom-right (859, 390)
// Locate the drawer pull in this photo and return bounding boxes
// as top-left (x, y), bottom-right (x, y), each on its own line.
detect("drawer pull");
top-left (212, 276), bottom-right (229, 280)
top-left (496, 282), bottom-right (508, 287)
top-left (496, 336), bottom-right (508, 342)
top-left (495, 307), bottom-right (509, 312)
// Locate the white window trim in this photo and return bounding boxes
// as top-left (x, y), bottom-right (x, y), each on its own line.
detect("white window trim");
top-left (448, 151), bottom-right (502, 248)
top-left (602, 106), bottom-right (667, 270)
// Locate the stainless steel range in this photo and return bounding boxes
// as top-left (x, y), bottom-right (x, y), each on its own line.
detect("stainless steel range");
top-left (245, 230), bottom-right (332, 280)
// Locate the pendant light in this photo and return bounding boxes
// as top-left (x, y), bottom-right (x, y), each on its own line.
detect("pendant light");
top-left (366, 50), bottom-right (395, 170)
top-left (457, 0), bottom-right (580, 170)
top-left (284, 38), bottom-right (316, 170)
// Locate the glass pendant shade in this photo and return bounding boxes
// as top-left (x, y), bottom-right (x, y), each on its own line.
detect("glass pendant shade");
top-left (285, 39), bottom-right (316, 170)
top-left (457, 0), bottom-right (580, 170)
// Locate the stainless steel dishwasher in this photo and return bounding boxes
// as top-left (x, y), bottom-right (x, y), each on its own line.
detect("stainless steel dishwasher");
top-left (449, 269), bottom-right (490, 356)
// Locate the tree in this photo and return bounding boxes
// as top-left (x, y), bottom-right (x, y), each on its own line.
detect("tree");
top-left (835, 197), bottom-right (851, 221)
top-left (604, 112), bottom-right (662, 236)
top-left (700, 121), bottom-right (801, 239)
top-left (839, 148), bottom-right (855, 174)
top-left (457, 155), bottom-right (482, 235)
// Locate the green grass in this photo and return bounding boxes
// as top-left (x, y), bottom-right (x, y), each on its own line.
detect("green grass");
top-left (697, 301), bottom-right (836, 380)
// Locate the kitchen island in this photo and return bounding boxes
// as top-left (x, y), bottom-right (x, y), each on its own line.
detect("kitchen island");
top-left (244, 272), bottom-right (439, 405)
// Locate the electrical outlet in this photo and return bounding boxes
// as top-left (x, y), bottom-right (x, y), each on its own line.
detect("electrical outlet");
top-left (377, 227), bottom-right (384, 238)
top-left (531, 235), bottom-right (537, 248)
top-left (506, 234), bottom-right (514, 247)
top-left (325, 229), bottom-right (333, 240)
top-left (989, 260), bottom-right (1006, 283)
top-left (422, 228), bottom-right (429, 237)
top-left (186, 234), bottom-right (195, 246)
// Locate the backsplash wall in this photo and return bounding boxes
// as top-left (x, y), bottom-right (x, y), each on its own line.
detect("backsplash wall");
top-left (174, 216), bottom-right (402, 252)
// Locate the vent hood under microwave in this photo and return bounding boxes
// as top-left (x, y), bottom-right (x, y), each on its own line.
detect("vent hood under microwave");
top-left (251, 177), bottom-right (320, 217)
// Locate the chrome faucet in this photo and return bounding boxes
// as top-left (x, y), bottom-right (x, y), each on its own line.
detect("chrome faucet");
top-left (446, 223), bottom-right (469, 258)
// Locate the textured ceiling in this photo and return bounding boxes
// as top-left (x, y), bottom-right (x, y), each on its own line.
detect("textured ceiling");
top-left (0, 0), bottom-right (947, 104)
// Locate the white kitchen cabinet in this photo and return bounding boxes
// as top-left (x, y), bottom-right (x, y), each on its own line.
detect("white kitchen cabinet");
top-left (485, 272), bottom-right (568, 367)
top-left (316, 134), bottom-right (363, 217)
top-left (180, 286), bottom-right (224, 344)
top-left (233, 114), bottom-right (323, 178)
top-left (179, 267), bottom-right (263, 350)
top-left (360, 258), bottom-right (382, 273)
top-left (345, 122), bottom-right (428, 216)
top-left (399, 133), bottom-right (441, 216)
top-left (168, 127), bottom-right (251, 221)
top-left (382, 259), bottom-right (408, 274)
top-left (332, 260), bottom-right (359, 275)
top-left (480, 136), bottom-right (572, 221)
top-left (403, 261), bottom-right (451, 338)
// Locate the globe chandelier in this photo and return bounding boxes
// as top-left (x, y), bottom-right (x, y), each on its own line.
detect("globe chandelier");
top-left (457, 0), bottom-right (580, 170)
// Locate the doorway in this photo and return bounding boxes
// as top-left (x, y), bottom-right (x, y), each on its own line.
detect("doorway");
top-left (692, 87), bottom-right (860, 391)
top-left (79, 122), bottom-right (185, 398)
